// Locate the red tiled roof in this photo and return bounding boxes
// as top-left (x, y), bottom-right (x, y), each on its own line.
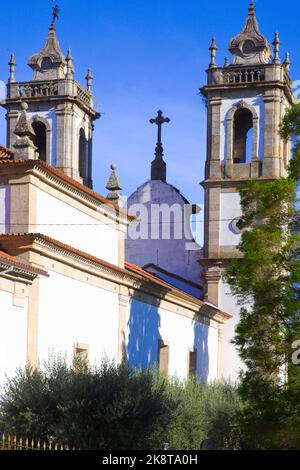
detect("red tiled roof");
top-left (0, 233), bottom-right (214, 311)
top-left (0, 249), bottom-right (48, 276)
top-left (126, 262), bottom-right (205, 307)
top-left (0, 233), bottom-right (133, 277)
top-left (0, 145), bottom-right (14, 159)
top-left (0, 159), bottom-right (136, 221)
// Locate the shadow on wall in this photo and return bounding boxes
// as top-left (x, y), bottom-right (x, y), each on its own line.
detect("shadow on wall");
top-left (194, 318), bottom-right (209, 383)
top-left (127, 297), bottom-right (161, 369)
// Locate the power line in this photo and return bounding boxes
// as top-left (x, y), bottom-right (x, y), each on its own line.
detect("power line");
top-left (0, 217), bottom-right (241, 227)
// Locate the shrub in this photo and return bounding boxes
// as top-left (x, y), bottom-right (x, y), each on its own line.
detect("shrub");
top-left (166, 379), bottom-right (243, 450)
top-left (0, 357), bottom-right (243, 450)
top-left (0, 358), bottom-right (176, 450)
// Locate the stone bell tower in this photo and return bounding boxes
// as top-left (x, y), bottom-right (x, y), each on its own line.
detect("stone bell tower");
top-left (1, 20), bottom-right (100, 188)
top-left (200, 2), bottom-right (294, 380)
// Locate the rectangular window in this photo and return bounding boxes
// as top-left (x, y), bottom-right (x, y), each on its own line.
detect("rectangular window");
top-left (188, 349), bottom-right (197, 378)
top-left (158, 341), bottom-right (169, 375)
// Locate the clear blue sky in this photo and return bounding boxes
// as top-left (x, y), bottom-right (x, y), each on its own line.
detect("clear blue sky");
top-left (0, 0), bottom-right (298, 206)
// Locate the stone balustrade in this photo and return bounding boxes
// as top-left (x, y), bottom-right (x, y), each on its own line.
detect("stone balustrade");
top-left (222, 67), bottom-right (266, 84)
top-left (17, 80), bottom-right (59, 98)
top-left (7, 79), bottom-right (92, 108)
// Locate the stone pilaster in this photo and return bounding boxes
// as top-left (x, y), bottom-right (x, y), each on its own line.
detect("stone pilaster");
top-left (27, 278), bottom-right (40, 368)
top-left (203, 185), bottom-right (221, 259)
top-left (262, 89), bottom-right (282, 178)
top-left (207, 97), bottom-right (222, 179)
top-left (118, 292), bottom-right (129, 364)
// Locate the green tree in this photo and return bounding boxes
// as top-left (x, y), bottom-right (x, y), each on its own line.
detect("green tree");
top-left (167, 379), bottom-right (242, 450)
top-left (0, 358), bottom-right (177, 450)
top-left (224, 103), bottom-right (300, 449)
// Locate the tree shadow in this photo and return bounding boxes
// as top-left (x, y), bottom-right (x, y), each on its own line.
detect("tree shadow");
top-left (127, 296), bottom-right (162, 369)
top-left (194, 316), bottom-right (209, 383)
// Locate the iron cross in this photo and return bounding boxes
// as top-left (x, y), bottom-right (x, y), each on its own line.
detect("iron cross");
top-left (150, 110), bottom-right (170, 150)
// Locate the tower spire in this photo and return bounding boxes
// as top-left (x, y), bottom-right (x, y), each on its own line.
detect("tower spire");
top-left (149, 110), bottom-right (170, 182)
top-left (228, 0), bottom-right (272, 65)
top-left (28, 7), bottom-right (66, 81)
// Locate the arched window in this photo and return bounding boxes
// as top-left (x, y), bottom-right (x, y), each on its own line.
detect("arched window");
top-left (233, 108), bottom-right (253, 163)
top-left (32, 121), bottom-right (47, 162)
top-left (79, 128), bottom-right (87, 180)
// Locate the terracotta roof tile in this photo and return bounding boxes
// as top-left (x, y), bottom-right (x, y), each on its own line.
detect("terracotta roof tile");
top-left (0, 145), bottom-right (14, 159)
top-left (0, 249), bottom-right (48, 276)
top-left (126, 261), bottom-right (205, 306)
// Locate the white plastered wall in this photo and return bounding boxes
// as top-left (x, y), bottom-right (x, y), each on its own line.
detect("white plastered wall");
top-left (36, 188), bottom-right (119, 265)
top-left (38, 271), bottom-right (120, 366)
top-left (219, 192), bottom-right (242, 247)
top-left (126, 299), bottom-right (218, 382)
top-left (0, 289), bottom-right (28, 382)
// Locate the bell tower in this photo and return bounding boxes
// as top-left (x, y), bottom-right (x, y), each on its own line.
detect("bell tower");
top-left (1, 19), bottom-right (100, 188)
top-left (200, 3), bottom-right (294, 380)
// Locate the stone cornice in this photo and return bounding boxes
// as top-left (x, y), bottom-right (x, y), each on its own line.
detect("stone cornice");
top-left (0, 260), bottom-right (44, 283)
top-left (0, 233), bottom-right (231, 324)
top-left (0, 159), bottom-right (135, 225)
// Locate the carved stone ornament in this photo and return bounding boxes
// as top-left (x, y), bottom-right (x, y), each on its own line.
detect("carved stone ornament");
top-left (228, 3), bottom-right (272, 66)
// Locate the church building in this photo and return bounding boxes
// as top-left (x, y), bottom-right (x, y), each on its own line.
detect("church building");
top-left (0, 2), bottom-right (293, 384)
top-left (0, 17), bottom-right (228, 383)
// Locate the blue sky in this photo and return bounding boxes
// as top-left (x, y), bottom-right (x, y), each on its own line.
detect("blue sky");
top-left (0, 0), bottom-right (298, 207)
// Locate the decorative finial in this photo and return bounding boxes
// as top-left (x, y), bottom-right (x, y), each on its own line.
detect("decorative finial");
top-left (66, 48), bottom-right (74, 79)
top-left (209, 37), bottom-right (217, 69)
top-left (8, 53), bottom-right (16, 83)
top-left (273, 32), bottom-right (281, 64)
top-left (149, 110), bottom-right (170, 182)
top-left (14, 102), bottom-right (35, 139)
top-left (13, 102), bottom-right (37, 160)
top-left (283, 51), bottom-right (291, 72)
top-left (106, 164), bottom-right (123, 205)
top-left (51, 2), bottom-right (59, 28)
top-left (224, 57), bottom-right (229, 67)
top-left (86, 68), bottom-right (93, 93)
